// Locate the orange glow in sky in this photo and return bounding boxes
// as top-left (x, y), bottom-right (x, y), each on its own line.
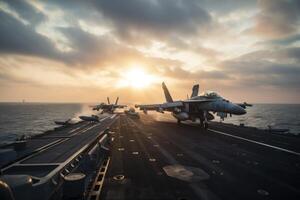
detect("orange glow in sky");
top-left (0, 0), bottom-right (299, 103)
top-left (117, 68), bottom-right (159, 89)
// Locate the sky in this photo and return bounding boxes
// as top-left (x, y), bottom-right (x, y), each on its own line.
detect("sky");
top-left (0, 0), bottom-right (299, 104)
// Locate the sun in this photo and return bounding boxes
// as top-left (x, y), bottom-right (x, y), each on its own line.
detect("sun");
top-left (117, 68), bottom-right (156, 89)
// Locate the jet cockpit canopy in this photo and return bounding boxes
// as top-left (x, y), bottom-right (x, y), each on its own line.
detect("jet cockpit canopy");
top-left (202, 91), bottom-right (222, 99)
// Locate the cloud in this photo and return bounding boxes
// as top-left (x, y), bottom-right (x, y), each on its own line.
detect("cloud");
top-left (195, 0), bottom-right (256, 15)
top-left (0, 10), bottom-right (61, 60)
top-left (220, 48), bottom-right (300, 88)
top-left (0, 0), bottom-right (299, 103)
top-left (283, 47), bottom-right (300, 62)
top-left (248, 0), bottom-right (300, 38)
top-left (93, 0), bottom-right (212, 40)
top-left (2, 0), bottom-right (47, 25)
top-left (0, 8), bottom-right (184, 71)
top-left (165, 35), bottom-right (221, 61)
top-left (0, 0), bottom-right (222, 68)
top-left (0, 10), bottom-right (116, 66)
top-left (258, 34), bottom-right (300, 46)
top-left (57, 26), bottom-right (187, 69)
top-left (57, 27), bottom-right (115, 65)
top-left (157, 66), bottom-right (229, 82)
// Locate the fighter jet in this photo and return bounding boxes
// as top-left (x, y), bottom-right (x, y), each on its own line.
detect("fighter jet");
top-left (54, 119), bottom-right (71, 126)
top-left (79, 115), bottom-right (99, 122)
top-left (135, 82), bottom-right (249, 129)
top-left (237, 102), bottom-right (253, 109)
top-left (91, 97), bottom-right (126, 113)
top-left (125, 107), bottom-right (140, 118)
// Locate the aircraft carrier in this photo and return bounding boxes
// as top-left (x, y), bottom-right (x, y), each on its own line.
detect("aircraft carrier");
top-left (0, 113), bottom-right (299, 200)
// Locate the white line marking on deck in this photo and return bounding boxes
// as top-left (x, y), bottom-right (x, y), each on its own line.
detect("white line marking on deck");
top-left (68, 124), bottom-right (86, 133)
top-left (209, 129), bottom-right (300, 156)
top-left (110, 114), bottom-right (116, 119)
top-left (100, 116), bottom-right (109, 122)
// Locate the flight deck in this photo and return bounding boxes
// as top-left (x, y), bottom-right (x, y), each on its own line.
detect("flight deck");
top-left (0, 113), bottom-right (299, 200)
top-left (102, 114), bottom-right (300, 200)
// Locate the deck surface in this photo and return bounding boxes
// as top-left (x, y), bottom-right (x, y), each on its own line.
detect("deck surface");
top-left (1, 113), bottom-right (299, 199)
top-left (101, 114), bottom-right (300, 200)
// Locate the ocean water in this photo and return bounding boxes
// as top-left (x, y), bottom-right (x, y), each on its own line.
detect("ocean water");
top-left (218, 104), bottom-right (300, 134)
top-left (0, 103), bottom-right (97, 143)
top-left (0, 103), bottom-right (299, 143)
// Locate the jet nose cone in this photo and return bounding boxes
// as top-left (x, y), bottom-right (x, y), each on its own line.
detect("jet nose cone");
top-left (240, 108), bottom-right (247, 115)
top-left (234, 104), bottom-right (246, 115)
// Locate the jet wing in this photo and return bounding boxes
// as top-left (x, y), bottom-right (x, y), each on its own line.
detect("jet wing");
top-left (183, 99), bottom-right (215, 103)
top-left (237, 102), bottom-right (253, 109)
top-left (136, 101), bottom-right (184, 112)
top-left (135, 104), bottom-right (162, 110)
top-left (114, 105), bottom-right (127, 108)
top-left (89, 105), bottom-right (98, 108)
top-left (90, 105), bottom-right (101, 111)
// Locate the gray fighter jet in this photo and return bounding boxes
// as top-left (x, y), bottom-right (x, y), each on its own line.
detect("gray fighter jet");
top-left (54, 119), bottom-right (71, 126)
top-left (125, 107), bottom-right (140, 118)
top-left (90, 97), bottom-right (126, 113)
top-left (135, 82), bottom-right (250, 129)
top-left (79, 115), bottom-right (99, 122)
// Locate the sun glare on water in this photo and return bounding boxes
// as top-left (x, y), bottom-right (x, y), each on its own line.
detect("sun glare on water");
top-left (117, 68), bottom-right (157, 89)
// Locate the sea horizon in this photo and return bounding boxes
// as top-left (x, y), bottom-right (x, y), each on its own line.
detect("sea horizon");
top-left (0, 103), bottom-right (299, 144)
top-left (0, 101), bottom-right (299, 105)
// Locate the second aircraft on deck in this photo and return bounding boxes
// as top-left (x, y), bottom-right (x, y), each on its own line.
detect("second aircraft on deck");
top-left (135, 82), bottom-right (251, 129)
top-left (90, 97), bottom-right (126, 114)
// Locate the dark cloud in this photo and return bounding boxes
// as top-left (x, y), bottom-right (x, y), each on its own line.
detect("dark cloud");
top-left (0, 9), bottom-right (183, 69)
top-left (223, 59), bottom-right (300, 76)
top-left (0, 0), bottom-right (299, 98)
top-left (0, 0), bottom-right (220, 67)
top-left (45, 0), bottom-right (213, 43)
top-left (283, 47), bottom-right (300, 62)
top-left (57, 27), bottom-right (115, 65)
top-left (196, 0), bottom-right (256, 15)
top-left (0, 10), bottom-right (115, 67)
top-left (0, 9), bottom-right (116, 66)
top-left (0, 11), bottom-right (60, 60)
top-left (220, 48), bottom-right (300, 88)
top-left (57, 26), bottom-right (185, 68)
top-left (258, 34), bottom-right (300, 46)
top-left (93, 0), bottom-right (212, 40)
top-left (165, 35), bottom-right (221, 60)
top-left (225, 47), bottom-right (300, 64)
top-left (156, 66), bottom-right (229, 82)
top-left (2, 0), bottom-right (47, 25)
top-left (249, 0), bottom-right (300, 38)
top-left (45, 0), bottom-right (104, 26)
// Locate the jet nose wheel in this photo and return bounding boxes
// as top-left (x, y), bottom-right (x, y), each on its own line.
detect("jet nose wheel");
top-left (204, 122), bottom-right (209, 130)
top-left (200, 120), bottom-right (204, 128)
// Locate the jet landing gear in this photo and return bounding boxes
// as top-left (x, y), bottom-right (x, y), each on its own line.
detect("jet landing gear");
top-left (203, 122), bottom-right (209, 130)
top-left (202, 111), bottom-right (209, 130)
top-left (200, 120), bottom-right (209, 129)
top-left (200, 120), bottom-right (204, 127)
top-left (177, 119), bottom-right (181, 125)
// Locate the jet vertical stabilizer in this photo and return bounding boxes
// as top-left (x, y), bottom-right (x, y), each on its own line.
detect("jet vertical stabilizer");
top-left (191, 84), bottom-right (199, 98)
top-left (162, 82), bottom-right (173, 103)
